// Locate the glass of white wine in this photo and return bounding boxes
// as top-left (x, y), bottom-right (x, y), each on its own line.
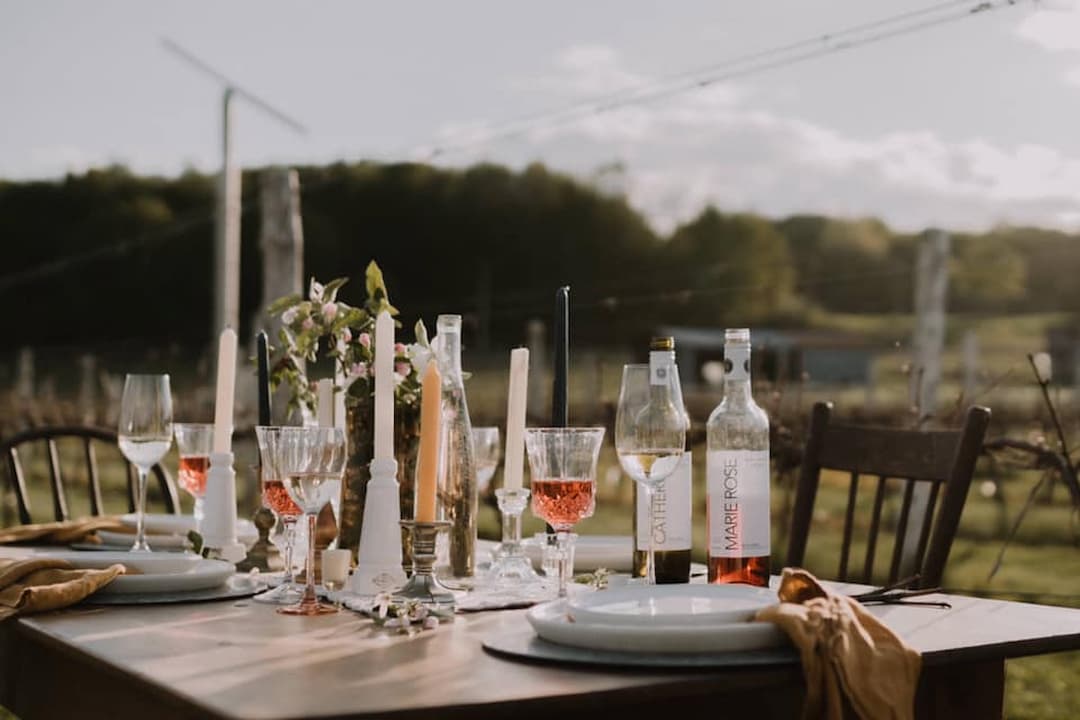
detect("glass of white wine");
top-left (615, 364), bottom-right (687, 585)
top-left (117, 374), bottom-right (174, 553)
top-left (276, 426), bottom-right (346, 616)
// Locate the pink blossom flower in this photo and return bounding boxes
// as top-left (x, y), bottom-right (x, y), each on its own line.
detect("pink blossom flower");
top-left (395, 362), bottom-right (411, 377)
top-left (321, 302), bottom-right (338, 321)
top-left (342, 328), bottom-right (352, 343)
top-left (394, 342), bottom-right (407, 354)
top-left (359, 333), bottom-right (371, 349)
top-left (301, 317), bottom-right (315, 331)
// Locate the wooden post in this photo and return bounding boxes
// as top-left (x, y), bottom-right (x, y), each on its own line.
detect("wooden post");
top-left (78, 354), bottom-right (97, 425)
top-left (527, 319), bottom-right (547, 421)
top-left (258, 167), bottom-right (304, 424)
top-left (214, 88), bottom-right (241, 340)
top-left (962, 330), bottom-right (979, 405)
top-left (901, 229), bottom-right (950, 578)
top-left (15, 347), bottom-right (33, 402)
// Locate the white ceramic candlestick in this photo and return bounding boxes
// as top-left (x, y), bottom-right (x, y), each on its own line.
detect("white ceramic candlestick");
top-left (200, 451), bottom-right (246, 563)
top-left (350, 458), bottom-right (407, 594)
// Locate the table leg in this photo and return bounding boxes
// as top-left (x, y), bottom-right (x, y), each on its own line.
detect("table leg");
top-left (915, 658), bottom-right (1005, 720)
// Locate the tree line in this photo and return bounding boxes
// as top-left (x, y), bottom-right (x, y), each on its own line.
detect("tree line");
top-left (0, 161), bottom-right (1074, 350)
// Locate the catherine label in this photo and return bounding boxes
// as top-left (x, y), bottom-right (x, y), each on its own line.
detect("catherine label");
top-left (636, 451), bottom-right (692, 550)
top-left (706, 449), bottom-right (770, 558)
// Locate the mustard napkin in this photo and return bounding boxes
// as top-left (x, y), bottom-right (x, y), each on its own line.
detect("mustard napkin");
top-left (755, 568), bottom-right (922, 720)
top-left (0, 558), bottom-right (123, 620)
top-left (0, 517), bottom-right (125, 545)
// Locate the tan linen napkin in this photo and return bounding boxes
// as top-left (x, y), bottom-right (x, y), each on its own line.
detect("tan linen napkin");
top-left (755, 568), bottom-right (922, 720)
top-left (0, 517), bottom-right (125, 545)
top-left (0, 558), bottom-right (123, 620)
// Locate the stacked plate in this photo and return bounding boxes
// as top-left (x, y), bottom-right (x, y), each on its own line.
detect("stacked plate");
top-left (92, 513), bottom-right (258, 552)
top-left (35, 551), bottom-right (234, 595)
top-left (526, 584), bottom-right (789, 653)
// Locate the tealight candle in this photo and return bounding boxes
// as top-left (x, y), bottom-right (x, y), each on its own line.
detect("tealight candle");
top-left (321, 548), bottom-right (352, 589)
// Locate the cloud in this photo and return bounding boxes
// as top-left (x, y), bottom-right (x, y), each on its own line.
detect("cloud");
top-left (439, 43), bottom-right (1080, 234)
top-left (1016, 3), bottom-right (1080, 52)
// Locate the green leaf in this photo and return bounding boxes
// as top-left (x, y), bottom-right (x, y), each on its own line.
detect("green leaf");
top-left (267, 293), bottom-right (302, 316)
top-left (365, 261), bottom-right (386, 299)
top-left (322, 277), bottom-right (349, 304)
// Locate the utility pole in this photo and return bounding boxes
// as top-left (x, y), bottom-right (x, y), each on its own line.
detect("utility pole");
top-left (161, 38), bottom-right (306, 341)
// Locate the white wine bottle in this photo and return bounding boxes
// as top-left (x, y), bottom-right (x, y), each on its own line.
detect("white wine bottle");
top-left (706, 328), bottom-right (770, 587)
top-left (632, 336), bottom-right (692, 583)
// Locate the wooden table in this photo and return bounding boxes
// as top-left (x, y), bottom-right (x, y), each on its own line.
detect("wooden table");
top-left (3, 586), bottom-right (1080, 720)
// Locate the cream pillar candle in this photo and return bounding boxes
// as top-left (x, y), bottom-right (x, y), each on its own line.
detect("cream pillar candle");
top-left (503, 348), bottom-right (529, 491)
top-left (373, 310), bottom-right (395, 462)
top-left (415, 360), bottom-right (442, 522)
top-left (212, 327), bottom-right (237, 454)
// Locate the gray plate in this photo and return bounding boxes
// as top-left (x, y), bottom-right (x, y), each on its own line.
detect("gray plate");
top-left (80, 578), bottom-right (265, 606)
top-left (483, 628), bottom-right (799, 669)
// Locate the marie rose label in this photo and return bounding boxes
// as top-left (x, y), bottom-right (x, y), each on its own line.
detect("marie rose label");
top-left (707, 449), bottom-right (770, 558)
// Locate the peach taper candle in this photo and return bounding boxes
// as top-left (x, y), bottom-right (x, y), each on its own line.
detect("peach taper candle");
top-left (415, 359), bottom-right (442, 522)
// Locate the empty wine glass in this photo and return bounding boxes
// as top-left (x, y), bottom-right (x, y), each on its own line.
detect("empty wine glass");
top-left (615, 364), bottom-right (688, 585)
top-left (276, 426), bottom-right (346, 616)
top-left (117, 374), bottom-right (174, 553)
top-left (473, 427), bottom-right (501, 494)
top-left (174, 423), bottom-right (212, 530)
top-left (524, 427), bottom-right (605, 598)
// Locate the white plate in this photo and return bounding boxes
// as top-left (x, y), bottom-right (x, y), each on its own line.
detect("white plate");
top-left (118, 514), bottom-right (259, 547)
top-left (31, 550), bottom-right (202, 575)
top-left (522, 535), bottom-right (633, 572)
top-left (566, 584), bottom-right (776, 627)
top-left (526, 599), bottom-right (789, 654)
top-left (97, 530), bottom-right (189, 550)
top-left (96, 559), bottom-right (234, 595)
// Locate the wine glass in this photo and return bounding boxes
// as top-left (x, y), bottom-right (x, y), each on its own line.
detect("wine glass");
top-left (254, 426), bottom-right (305, 605)
top-left (615, 364), bottom-right (688, 585)
top-left (276, 426), bottom-right (346, 616)
top-left (473, 427), bottom-right (501, 495)
top-left (117, 374), bottom-right (174, 553)
top-left (524, 427), bottom-right (605, 598)
top-left (174, 423), bottom-right (212, 530)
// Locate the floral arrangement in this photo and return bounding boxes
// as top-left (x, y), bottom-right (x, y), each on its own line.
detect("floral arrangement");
top-left (267, 261), bottom-right (429, 417)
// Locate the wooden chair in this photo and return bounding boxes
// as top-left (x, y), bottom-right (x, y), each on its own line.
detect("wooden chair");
top-left (1, 425), bottom-right (179, 524)
top-left (785, 402), bottom-right (990, 589)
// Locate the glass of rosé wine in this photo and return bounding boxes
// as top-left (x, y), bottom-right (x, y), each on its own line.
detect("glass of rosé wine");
top-left (524, 427), bottom-right (605, 598)
top-left (174, 423), bottom-right (213, 531)
top-left (253, 426), bottom-right (304, 606)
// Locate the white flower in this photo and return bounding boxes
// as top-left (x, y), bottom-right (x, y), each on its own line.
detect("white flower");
top-left (1033, 352), bottom-right (1052, 384)
top-left (322, 302), bottom-right (338, 321)
top-left (309, 279), bottom-right (325, 302)
top-left (282, 307), bottom-right (299, 325)
top-left (409, 344), bottom-right (433, 376)
top-left (342, 328), bottom-right (352, 344)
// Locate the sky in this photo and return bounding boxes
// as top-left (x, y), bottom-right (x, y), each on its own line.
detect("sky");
top-left (3, 0), bottom-right (1080, 234)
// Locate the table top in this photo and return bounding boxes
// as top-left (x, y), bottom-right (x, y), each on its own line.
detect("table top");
top-left (14, 583), bottom-right (1080, 720)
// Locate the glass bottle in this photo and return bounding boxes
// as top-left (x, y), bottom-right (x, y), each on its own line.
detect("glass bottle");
top-left (434, 314), bottom-right (478, 578)
top-left (706, 328), bottom-right (771, 586)
top-left (632, 337), bottom-right (692, 583)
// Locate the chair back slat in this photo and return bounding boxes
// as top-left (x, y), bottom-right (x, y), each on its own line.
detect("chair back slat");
top-left (85, 438), bottom-right (104, 517)
top-left (862, 476), bottom-right (888, 584)
top-left (46, 438), bottom-right (69, 521)
top-left (0, 426), bottom-right (178, 522)
top-left (913, 480), bottom-right (942, 576)
top-left (787, 402), bottom-right (991, 590)
top-left (888, 479), bottom-right (917, 582)
top-left (8, 447), bottom-right (32, 525)
top-left (837, 471), bottom-right (859, 582)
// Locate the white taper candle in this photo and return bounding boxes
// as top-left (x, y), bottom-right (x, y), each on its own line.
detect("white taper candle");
top-left (373, 310), bottom-right (395, 462)
top-left (503, 348), bottom-right (529, 490)
top-left (212, 327), bottom-right (237, 454)
top-left (316, 378), bottom-right (334, 428)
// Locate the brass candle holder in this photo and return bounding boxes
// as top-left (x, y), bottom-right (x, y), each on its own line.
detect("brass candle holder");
top-left (392, 520), bottom-right (456, 609)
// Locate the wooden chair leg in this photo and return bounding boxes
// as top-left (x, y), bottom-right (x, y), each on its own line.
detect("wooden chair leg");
top-left (915, 658), bottom-right (1004, 720)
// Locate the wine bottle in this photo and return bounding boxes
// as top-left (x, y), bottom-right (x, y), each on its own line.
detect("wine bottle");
top-left (632, 336), bottom-right (692, 583)
top-left (706, 328), bottom-right (770, 586)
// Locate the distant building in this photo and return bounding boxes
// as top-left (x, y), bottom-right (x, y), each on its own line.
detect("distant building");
top-left (654, 326), bottom-right (875, 387)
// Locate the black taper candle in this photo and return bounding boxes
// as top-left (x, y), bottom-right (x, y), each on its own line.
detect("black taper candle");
top-left (256, 331), bottom-right (272, 426)
top-left (551, 286), bottom-right (569, 427)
